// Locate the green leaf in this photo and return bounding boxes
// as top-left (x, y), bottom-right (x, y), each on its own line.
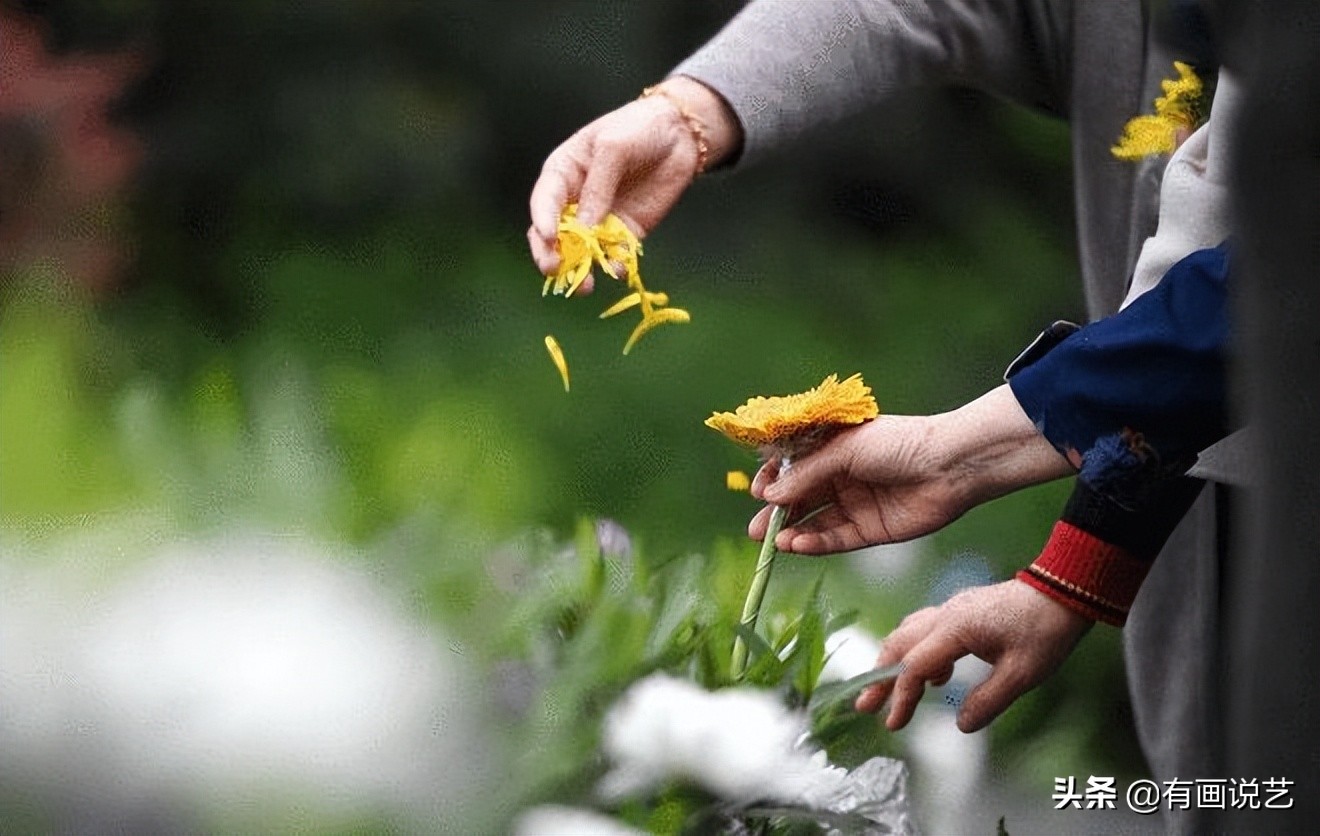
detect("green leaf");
top-left (808, 664), bottom-right (904, 714)
top-left (824, 608), bottom-right (860, 635)
top-left (575, 516), bottom-right (603, 601)
top-left (792, 571), bottom-right (829, 702)
top-left (770, 616), bottom-right (803, 655)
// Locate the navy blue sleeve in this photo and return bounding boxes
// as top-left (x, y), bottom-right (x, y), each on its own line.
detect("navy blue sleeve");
top-left (1008, 243), bottom-right (1231, 503)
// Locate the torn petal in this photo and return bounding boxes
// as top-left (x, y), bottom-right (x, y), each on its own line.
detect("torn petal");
top-left (599, 291), bottom-right (669, 319)
top-left (622, 307), bottom-right (690, 355)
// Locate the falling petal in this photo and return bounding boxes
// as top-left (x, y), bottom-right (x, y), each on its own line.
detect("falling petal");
top-left (622, 307), bottom-right (690, 355)
top-left (544, 335), bottom-right (570, 392)
top-left (726, 470), bottom-right (751, 492)
top-left (599, 291), bottom-right (669, 319)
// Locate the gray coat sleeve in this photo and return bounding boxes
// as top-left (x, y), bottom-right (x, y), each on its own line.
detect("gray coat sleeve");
top-left (673, 0), bottom-right (1073, 166)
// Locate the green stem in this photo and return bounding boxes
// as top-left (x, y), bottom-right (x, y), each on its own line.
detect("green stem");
top-left (731, 501), bottom-right (789, 680)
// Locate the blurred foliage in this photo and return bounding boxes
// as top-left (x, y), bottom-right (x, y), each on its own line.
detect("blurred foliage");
top-left (2, 0), bottom-right (1146, 827)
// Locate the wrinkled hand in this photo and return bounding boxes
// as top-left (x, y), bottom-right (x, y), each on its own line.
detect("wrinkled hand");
top-left (527, 76), bottom-right (740, 292)
top-left (855, 580), bottom-right (1091, 732)
top-left (747, 386), bottom-right (1073, 555)
top-left (748, 415), bottom-right (967, 554)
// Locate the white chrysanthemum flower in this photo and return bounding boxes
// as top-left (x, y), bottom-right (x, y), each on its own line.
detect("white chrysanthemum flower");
top-left (513, 805), bottom-right (644, 836)
top-left (599, 674), bottom-right (848, 807)
top-left (819, 625), bottom-right (884, 684)
top-left (0, 532), bottom-right (489, 830)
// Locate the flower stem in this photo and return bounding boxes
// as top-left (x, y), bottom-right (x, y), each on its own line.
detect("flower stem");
top-left (731, 501), bottom-right (789, 680)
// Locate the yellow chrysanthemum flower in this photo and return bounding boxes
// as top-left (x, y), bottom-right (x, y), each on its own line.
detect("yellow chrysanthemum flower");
top-left (725, 470), bottom-right (751, 492)
top-left (1112, 61), bottom-right (1206, 161)
top-left (705, 373), bottom-right (880, 459)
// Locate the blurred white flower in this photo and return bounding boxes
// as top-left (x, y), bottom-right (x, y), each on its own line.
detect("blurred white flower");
top-left (907, 699), bottom-right (987, 835)
top-left (599, 674), bottom-right (848, 807)
top-left (0, 531), bottom-right (489, 830)
top-left (819, 624), bottom-right (883, 684)
top-left (594, 518), bottom-right (633, 560)
top-left (513, 805), bottom-right (643, 836)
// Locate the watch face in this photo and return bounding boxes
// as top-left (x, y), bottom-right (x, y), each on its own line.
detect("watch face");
top-left (1004, 320), bottom-right (1082, 382)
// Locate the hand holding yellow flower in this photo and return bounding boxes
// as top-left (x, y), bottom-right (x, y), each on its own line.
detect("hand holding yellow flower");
top-left (706, 373), bottom-right (880, 677)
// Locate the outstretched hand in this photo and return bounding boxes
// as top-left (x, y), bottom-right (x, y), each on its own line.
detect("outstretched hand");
top-left (855, 580), bottom-right (1092, 732)
top-left (748, 386), bottom-right (1073, 555)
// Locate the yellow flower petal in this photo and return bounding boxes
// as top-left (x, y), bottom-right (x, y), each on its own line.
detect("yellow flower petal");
top-left (622, 307), bottom-right (690, 355)
top-left (726, 470), bottom-right (751, 492)
top-left (564, 258), bottom-right (592, 298)
top-left (1111, 114), bottom-right (1178, 160)
top-left (705, 373), bottom-right (880, 454)
top-left (544, 335), bottom-right (570, 392)
top-left (545, 221), bottom-right (596, 296)
top-left (598, 291), bottom-right (669, 319)
top-left (540, 204), bottom-right (691, 360)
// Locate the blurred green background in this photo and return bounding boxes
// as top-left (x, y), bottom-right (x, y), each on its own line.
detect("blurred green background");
top-left (1, 0), bottom-right (1145, 830)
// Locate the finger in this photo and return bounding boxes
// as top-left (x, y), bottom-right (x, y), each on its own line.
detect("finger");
top-left (576, 137), bottom-right (629, 227)
top-left (855, 609), bottom-right (939, 713)
top-left (886, 628), bottom-right (970, 731)
top-left (761, 440), bottom-right (854, 507)
top-left (956, 659), bottom-right (1036, 733)
top-left (749, 460), bottom-right (781, 501)
top-left (528, 225), bottom-right (559, 275)
top-left (530, 149), bottom-right (579, 240)
top-left (776, 505), bottom-right (867, 555)
top-left (929, 662), bottom-right (956, 687)
top-left (747, 504), bottom-right (775, 541)
top-left (855, 677), bottom-right (890, 714)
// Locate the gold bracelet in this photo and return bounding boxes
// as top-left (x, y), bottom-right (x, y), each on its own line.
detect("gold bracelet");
top-left (640, 84), bottom-right (709, 175)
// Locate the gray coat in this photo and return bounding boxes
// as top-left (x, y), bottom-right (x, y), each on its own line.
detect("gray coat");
top-left (675, 2), bottom-right (1226, 831)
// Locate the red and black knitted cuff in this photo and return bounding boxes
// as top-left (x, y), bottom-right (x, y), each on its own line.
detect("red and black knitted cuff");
top-left (1016, 521), bottom-right (1155, 627)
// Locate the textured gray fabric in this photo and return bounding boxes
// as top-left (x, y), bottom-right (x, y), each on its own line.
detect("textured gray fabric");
top-left (1187, 427), bottom-right (1256, 485)
top-left (1124, 486), bottom-right (1226, 835)
top-left (671, 2), bottom-right (1228, 829)
top-left (674, 0), bottom-right (1072, 165)
top-left (675, 0), bottom-right (1144, 321)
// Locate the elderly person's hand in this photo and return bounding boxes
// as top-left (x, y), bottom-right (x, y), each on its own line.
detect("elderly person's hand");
top-left (748, 385), bottom-right (1072, 554)
top-left (856, 580), bottom-right (1092, 732)
top-left (527, 76), bottom-right (741, 291)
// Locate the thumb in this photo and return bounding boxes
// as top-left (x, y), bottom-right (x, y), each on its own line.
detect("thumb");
top-left (762, 443), bottom-right (851, 505)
